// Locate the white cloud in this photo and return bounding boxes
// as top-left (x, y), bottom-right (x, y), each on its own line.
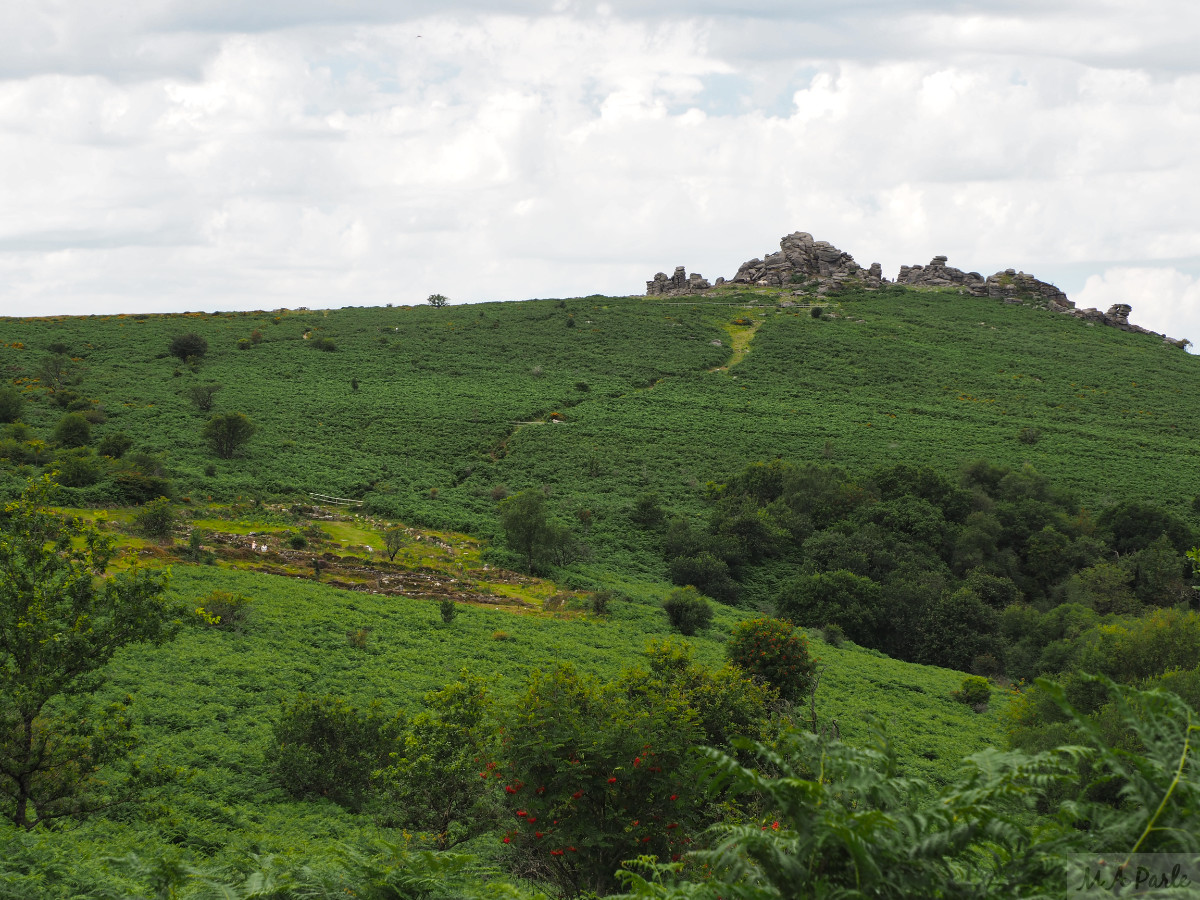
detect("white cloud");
top-left (0, 3), bottom-right (1199, 332)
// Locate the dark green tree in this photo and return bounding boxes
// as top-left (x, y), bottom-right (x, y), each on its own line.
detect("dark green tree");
top-left (726, 617), bottom-right (816, 703)
top-left (499, 490), bottom-right (571, 572)
top-left (0, 385), bottom-right (24, 423)
top-left (775, 570), bottom-right (883, 646)
top-left (663, 586), bottom-right (714, 636)
top-left (271, 693), bottom-right (403, 811)
top-left (52, 412), bottom-right (91, 448)
top-left (0, 480), bottom-right (176, 829)
top-left (426, 293), bottom-right (449, 307)
top-left (382, 526), bottom-right (406, 562)
top-left (203, 412), bottom-right (255, 459)
top-left (378, 674), bottom-right (499, 849)
top-left (168, 333), bottom-right (208, 362)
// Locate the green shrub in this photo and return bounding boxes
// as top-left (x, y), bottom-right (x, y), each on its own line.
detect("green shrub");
top-left (55, 450), bottom-right (103, 488)
top-left (376, 675), bottom-right (498, 848)
top-left (112, 472), bottom-right (174, 505)
top-left (440, 598), bottom-right (458, 624)
top-left (52, 412), bottom-right (91, 448)
top-left (131, 497), bottom-right (174, 539)
top-left (288, 534), bottom-right (308, 550)
top-left (821, 622), bottom-right (846, 647)
top-left (180, 529), bottom-right (215, 564)
top-left (810, 306), bottom-right (824, 318)
top-left (310, 337), bottom-right (337, 352)
top-left (727, 617), bottom-right (816, 702)
top-left (270, 694), bottom-right (403, 811)
top-left (952, 675), bottom-right (991, 707)
top-left (631, 492), bottom-right (666, 528)
top-left (195, 589), bottom-right (252, 630)
top-left (1018, 426), bottom-right (1042, 445)
top-left (236, 338), bottom-right (252, 350)
top-left (663, 586), bottom-right (714, 636)
top-left (96, 431), bottom-right (133, 459)
top-left (590, 590), bottom-right (613, 616)
top-left (0, 385), bottom-right (25, 423)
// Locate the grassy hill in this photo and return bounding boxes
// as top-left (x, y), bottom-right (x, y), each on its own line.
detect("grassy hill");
top-left (3, 285), bottom-right (1198, 580)
top-left (2, 283), bottom-right (1199, 894)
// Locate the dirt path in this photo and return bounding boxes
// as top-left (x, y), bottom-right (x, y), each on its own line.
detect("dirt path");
top-left (709, 317), bottom-right (764, 373)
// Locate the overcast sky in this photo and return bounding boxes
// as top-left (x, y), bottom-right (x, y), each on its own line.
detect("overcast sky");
top-left (2, 1), bottom-right (1198, 346)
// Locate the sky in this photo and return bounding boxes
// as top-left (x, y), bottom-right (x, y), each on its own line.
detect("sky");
top-left (1, 0), bottom-right (1199, 346)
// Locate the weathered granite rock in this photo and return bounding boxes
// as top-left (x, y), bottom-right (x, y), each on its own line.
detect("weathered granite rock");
top-left (640, 232), bottom-right (1189, 348)
top-left (646, 266), bottom-right (711, 296)
top-left (895, 257), bottom-right (1072, 308)
top-left (729, 231), bottom-right (883, 292)
top-left (897, 256), bottom-right (986, 290)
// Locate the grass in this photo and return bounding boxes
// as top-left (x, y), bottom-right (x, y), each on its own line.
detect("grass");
top-left (2, 283), bottom-right (1197, 891)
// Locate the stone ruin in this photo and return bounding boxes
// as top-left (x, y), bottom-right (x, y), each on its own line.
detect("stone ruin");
top-left (643, 232), bottom-right (1189, 348)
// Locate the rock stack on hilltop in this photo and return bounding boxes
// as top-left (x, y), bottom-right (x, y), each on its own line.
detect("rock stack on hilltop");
top-left (643, 230), bottom-right (1189, 348)
top-left (729, 231), bottom-right (883, 292)
top-left (896, 256), bottom-right (1071, 308)
top-left (646, 266), bottom-right (712, 296)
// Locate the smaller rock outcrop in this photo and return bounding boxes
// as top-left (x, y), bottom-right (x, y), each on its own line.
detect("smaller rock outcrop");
top-left (646, 266), bottom-right (711, 296)
top-left (896, 257), bottom-right (1071, 308)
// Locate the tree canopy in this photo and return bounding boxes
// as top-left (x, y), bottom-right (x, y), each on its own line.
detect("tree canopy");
top-left (0, 480), bottom-right (178, 829)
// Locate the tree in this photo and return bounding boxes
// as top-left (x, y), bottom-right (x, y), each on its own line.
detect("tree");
top-left (382, 526), bottom-right (406, 562)
top-left (0, 385), bottom-right (24, 423)
top-left (663, 586), bottom-right (714, 636)
top-left (0, 480), bottom-right (176, 829)
top-left (187, 383), bottom-right (221, 412)
top-left (775, 570), bottom-right (884, 646)
top-left (203, 412), bottom-right (255, 459)
top-left (497, 663), bottom-right (708, 897)
top-left (727, 617), bottom-right (816, 703)
top-left (168, 333), bottom-right (208, 362)
top-left (37, 354), bottom-right (71, 396)
top-left (271, 693), bottom-right (404, 812)
top-left (52, 412), bottom-right (91, 448)
top-left (499, 491), bottom-right (551, 572)
top-left (378, 674), bottom-right (500, 849)
top-left (426, 294), bottom-right (449, 308)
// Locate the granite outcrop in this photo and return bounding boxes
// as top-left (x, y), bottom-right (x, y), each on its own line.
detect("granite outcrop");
top-left (643, 231), bottom-right (1188, 348)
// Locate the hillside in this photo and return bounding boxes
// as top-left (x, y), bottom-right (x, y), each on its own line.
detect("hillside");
top-left (3, 281), bottom-right (1198, 581)
top-left (3, 271), bottom-right (1200, 895)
